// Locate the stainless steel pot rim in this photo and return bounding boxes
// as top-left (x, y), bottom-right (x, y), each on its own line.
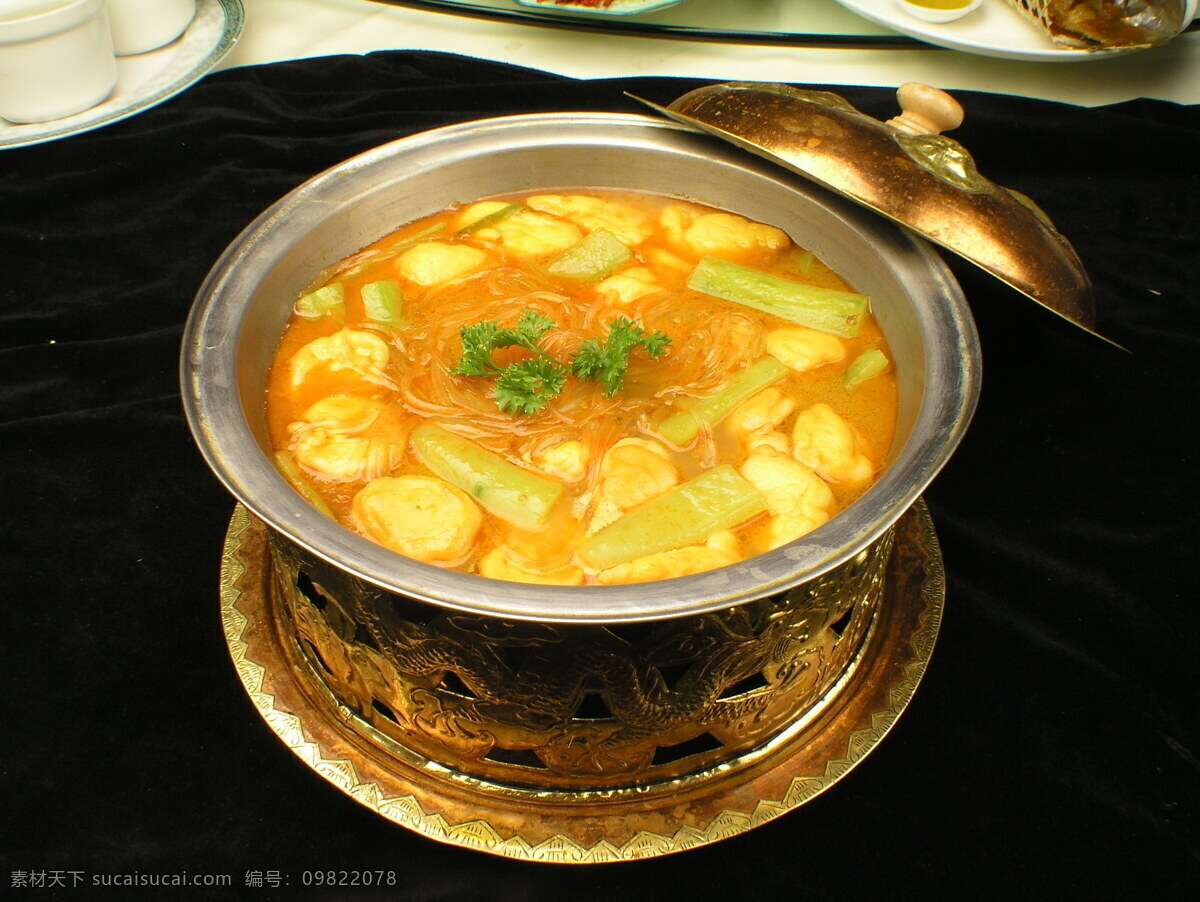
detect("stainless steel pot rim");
top-left (182, 112), bottom-right (981, 624)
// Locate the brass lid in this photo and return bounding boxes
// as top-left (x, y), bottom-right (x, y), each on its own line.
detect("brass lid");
top-left (633, 82), bottom-right (1112, 346)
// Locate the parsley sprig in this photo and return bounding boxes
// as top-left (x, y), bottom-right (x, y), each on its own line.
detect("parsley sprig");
top-left (450, 310), bottom-right (570, 416)
top-left (451, 309), bottom-right (671, 416)
top-left (452, 309), bottom-right (560, 376)
top-left (572, 319), bottom-right (672, 398)
top-left (495, 358), bottom-right (570, 417)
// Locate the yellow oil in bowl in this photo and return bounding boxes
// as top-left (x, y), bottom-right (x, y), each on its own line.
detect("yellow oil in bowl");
top-left (896, 0), bottom-right (981, 23)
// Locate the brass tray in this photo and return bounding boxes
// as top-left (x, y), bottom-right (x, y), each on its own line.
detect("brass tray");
top-left (220, 500), bottom-right (944, 862)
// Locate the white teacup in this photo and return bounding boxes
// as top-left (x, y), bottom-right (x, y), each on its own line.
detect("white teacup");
top-left (0, 0), bottom-right (117, 124)
top-left (106, 0), bottom-right (195, 56)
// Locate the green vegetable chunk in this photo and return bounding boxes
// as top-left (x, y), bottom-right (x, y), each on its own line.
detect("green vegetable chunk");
top-left (274, 451), bottom-right (335, 519)
top-left (843, 349), bottom-right (890, 389)
top-left (655, 357), bottom-right (789, 447)
top-left (687, 256), bottom-right (868, 337)
top-left (411, 423), bottom-right (564, 531)
top-left (453, 203), bottom-right (524, 238)
top-left (361, 280), bottom-right (405, 326)
top-left (294, 283), bottom-right (345, 321)
top-left (579, 465), bottom-right (767, 571)
top-left (544, 228), bottom-right (632, 284)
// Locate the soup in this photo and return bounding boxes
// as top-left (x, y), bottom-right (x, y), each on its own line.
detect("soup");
top-left (264, 191), bottom-right (897, 586)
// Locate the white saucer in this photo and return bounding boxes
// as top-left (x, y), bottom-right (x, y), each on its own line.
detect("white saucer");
top-left (0, 0), bottom-right (243, 150)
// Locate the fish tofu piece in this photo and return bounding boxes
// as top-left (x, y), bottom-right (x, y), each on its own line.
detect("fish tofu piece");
top-left (595, 532), bottom-right (742, 585)
top-left (643, 248), bottom-right (693, 287)
top-left (302, 395), bottom-right (382, 423)
top-left (661, 206), bottom-right (789, 258)
top-left (454, 201), bottom-right (511, 231)
top-left (533, 440), bottom-right (591, 483)
top-left (293, 429), bottom-right (375, 481)
top-left (288, 329), bottom-right (390, 388)
top-left (290, 396), bottom-right (386, 480)
top-left (598, 437), bottom-right (679, 509)
top-left (728, 387), bottom-right (797, 438)
top-left (396, 242), bottom-right (491, 286)
top-left (353, 475), bottom-right (482, 562)
top-left (594, 266), bottom-right (661, 307)
top-left (525, 194), bottom-right (654, 246)
top-left (746, 430), bottom-right (790, 455)
top-left (478, 547), bottom-right (585, 586)
top-left (727, 387), bottom-right (797, 456)
top-left (741, 449), bottom-right (836, 548)
top-left (791, 403), bottom-right (875, 483)
top-left (766, 326), bottom-right (846, 373)
top-left (456, 203), bottom-right (583, 259)
top-left (684, 213), bottom-right (789, 256)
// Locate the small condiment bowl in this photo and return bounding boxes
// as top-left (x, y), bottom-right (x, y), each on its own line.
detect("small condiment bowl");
top-left (105, 0), bottom-right (196, 56)
top-left (895, 0), bottom-right (982, 24)
top-left (0, 0), bottom-right (116, 124)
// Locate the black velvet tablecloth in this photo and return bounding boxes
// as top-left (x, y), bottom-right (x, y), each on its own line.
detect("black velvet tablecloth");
top-left (2, 51), bottom-right (1197, 900)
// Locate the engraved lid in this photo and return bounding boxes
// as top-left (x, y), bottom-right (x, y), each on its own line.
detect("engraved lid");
top-left (635, 82), bottom-right (1108, 344)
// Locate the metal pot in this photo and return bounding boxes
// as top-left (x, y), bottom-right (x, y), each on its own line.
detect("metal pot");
top-left (185, 113), bottom-right (980, 799)
top-left (182, 112), bottom-right (980, 625)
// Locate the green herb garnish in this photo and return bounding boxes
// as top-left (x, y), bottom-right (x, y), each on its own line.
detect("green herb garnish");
top-left (571, 317), bottom-right (672, 397)
top-left (452, 309), bottom-right (558, 376)
top-left (451, 310), bottom-right (570, 415)
top-left (451, 309), bottom-right (671, 416)
top-left (495, 358), bottom-right (570, 416)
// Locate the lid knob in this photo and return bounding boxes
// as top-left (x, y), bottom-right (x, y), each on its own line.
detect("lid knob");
top-left (887, 83), bottom-right (965, 136)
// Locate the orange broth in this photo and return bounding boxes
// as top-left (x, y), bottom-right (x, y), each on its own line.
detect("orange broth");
top-left (264, 191), bottom-right (897, 585)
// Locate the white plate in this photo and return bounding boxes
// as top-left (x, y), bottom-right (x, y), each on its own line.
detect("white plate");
top-left (0, 0), bottom-right (243, 150)
top-left (834, 0), bottom-right (1193, 61)
top-left (513, 0), bottom-right (686, 16)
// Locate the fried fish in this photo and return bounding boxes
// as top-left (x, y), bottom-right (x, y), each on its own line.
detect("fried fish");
top-left (1004, 0), bottom-right (1189, 50)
